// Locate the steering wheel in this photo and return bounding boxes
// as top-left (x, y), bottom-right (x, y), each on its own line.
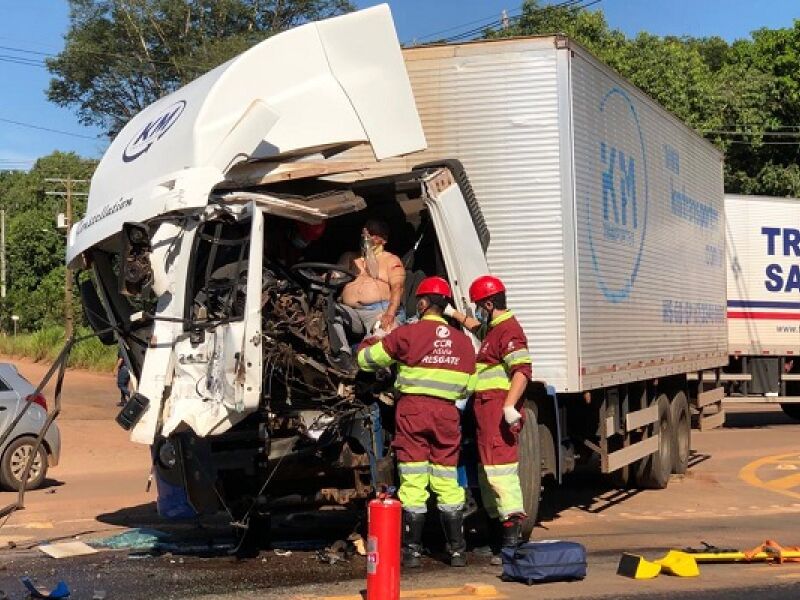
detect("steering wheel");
top-left (290, 262), bottom-right (356, 295)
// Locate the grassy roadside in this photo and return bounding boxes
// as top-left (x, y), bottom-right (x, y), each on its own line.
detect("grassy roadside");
top-left (0, 326), bottom-right (117, 372)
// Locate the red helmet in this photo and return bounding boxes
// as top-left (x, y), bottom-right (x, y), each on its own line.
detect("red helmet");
top-left (296, 221), bottom-right (326, 243)
top-left (416, 276), bottom-right (452, 299)
top-left (469, 275), bottom-right (505, 303)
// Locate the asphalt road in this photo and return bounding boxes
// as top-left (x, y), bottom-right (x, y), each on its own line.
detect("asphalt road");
top-left (1, 357), bottom-right (800, 599)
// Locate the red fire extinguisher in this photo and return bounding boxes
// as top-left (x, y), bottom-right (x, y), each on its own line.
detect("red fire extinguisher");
top-left (367, 492), bottom-right (402, 600)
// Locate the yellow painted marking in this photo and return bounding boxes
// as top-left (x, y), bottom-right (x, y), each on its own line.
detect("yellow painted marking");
top-left (740, 453), bottom-right (800, 501)
top-left (764, 473), bottom-right (800, 491)
top-left (314, 584), bottom-right (501, 600)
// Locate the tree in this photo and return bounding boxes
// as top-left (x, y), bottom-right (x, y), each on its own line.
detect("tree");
top-left (486, 0), bottom-right (800, 197)
top-left (47, 0), bottom-right (354, 136)
top-left (0, 152), bottom-right (96, 330)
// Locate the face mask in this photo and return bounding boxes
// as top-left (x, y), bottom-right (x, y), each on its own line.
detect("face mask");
top-left (475, 307), bottom-right (489, 325)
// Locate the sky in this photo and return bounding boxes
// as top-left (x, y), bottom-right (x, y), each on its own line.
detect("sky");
top-left (0, 1), bottom-right (798, 169)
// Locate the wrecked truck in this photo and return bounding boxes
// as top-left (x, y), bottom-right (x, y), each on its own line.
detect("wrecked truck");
top-left (70, 4), bottom-right (729, 538)
top-left (69, 5), bottom-right (480, 524)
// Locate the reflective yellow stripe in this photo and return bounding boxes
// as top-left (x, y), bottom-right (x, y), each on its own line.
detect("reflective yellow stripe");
top-left (483, 463), bottom-right (519, 477)
top-left (429, 465), bottom-right (458, 480)
top-left (475, 363), bottom-right (511, 392)
top-left (429, 463), bottom-right (465, 509)
top-left (503, 348), bottom-right (531, 368)
top-left (422, 315), bottom-right (447, 323)
top-left (357, 341), bottom-right (393, 372)
top-left (395, 365), bottom-right (474, 400)
top-left (398, 461), bottom-right (430, 476)
top-left (481, 463), bottom-right (524, 519)
top-left (398, 461), bottom-right (430, 510)
top-left (489, 310), bottom-right (515, 328)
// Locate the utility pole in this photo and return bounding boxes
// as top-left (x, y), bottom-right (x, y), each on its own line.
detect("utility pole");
top-left (45, 178), bottom-right (88, 340)
top-left (1, 208), bottom-right (6, 300)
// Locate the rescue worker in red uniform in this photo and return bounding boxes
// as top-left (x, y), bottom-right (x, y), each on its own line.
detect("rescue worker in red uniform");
top-left (448, 275), bottom-right (533, 560)
top-left (357, 276), bottom-right (477, 568)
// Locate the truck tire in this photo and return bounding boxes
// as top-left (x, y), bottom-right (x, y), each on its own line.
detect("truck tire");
top-left (780, 404), bottom-right (800, 421)
top-left (670, 391), bottom-right (691, 474)
top-left (518, 406), bottom-right (541, 541)
top-left (0, 436), bottom-right (48, 491)
top-left (635, 394), bottom-right (672, 489)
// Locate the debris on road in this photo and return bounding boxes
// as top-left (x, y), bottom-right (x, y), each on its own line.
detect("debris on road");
top-left (38, 541), bottom-right (98, 559)
top-left (316, 540), bottom-right (351, 565)
top-left (273, 549), bottom-right (293, 557)
top-left (92, 528), bottom-right (169, 552)
top-left (349, 533), bottom-right (366, 557)
top-left (19, 577), bottom-right (71, 599)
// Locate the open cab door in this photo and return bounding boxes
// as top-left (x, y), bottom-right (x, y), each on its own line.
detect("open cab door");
top-left (160, 202), bottom-right (263, 438)
top-left (418, 162), bottom-right (490, 321)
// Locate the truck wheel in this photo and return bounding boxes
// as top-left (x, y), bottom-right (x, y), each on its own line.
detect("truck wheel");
top-left (0, 436), bottom-right (47, 491)
top-left (635, 394), bottom-right (672, 489)
top-left (670, 391), bottom-right (691, 474)
top-left (780, 404), bottom-right (800, 421)
top-left (518, 406), bottom-right (541, 541)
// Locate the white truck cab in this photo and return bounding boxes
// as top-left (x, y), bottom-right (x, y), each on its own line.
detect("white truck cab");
top-left (70, 5), bottom-right (490, 522)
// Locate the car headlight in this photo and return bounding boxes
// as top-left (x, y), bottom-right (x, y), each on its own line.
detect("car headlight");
top-left (158, 440), bottom-right (177, 469)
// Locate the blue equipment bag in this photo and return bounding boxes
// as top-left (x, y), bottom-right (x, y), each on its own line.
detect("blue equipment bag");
top-left (501, 540), bottom-right (587, 585)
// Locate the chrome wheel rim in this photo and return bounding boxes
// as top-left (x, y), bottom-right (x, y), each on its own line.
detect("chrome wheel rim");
top-left (10, 444), bottom-right (42, 482)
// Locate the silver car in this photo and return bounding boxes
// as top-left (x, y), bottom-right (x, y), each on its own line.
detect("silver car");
top-left (0, 363), bottom-right (60, 490)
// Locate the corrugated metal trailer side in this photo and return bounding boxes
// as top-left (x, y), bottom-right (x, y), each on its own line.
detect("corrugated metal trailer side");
top-left (340, 36), bottom-right (727, 392)
top-left (568, 43), bottom-right (728, 390)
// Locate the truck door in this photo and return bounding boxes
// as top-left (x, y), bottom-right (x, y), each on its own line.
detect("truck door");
top-left (420, 166), bottom-right (490, 318)
top-left (235, 203), bottom-right (264, 411)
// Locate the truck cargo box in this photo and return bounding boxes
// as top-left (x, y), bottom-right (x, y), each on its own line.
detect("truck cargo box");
top-left (339, 36), bottom-right (728, 392)
top-left (726, 194), bottom-right (800, 356)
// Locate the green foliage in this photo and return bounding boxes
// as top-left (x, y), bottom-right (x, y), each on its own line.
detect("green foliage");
top-left (47, 0), bottom-right (354, 135)
top-left (0, 152), bottom-right (96, 332)
top-left (0, 326), bottom-right (117, 371)
top-left (487, 0), bottom-right (800, 197)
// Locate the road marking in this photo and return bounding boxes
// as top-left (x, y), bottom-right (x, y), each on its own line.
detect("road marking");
top-left (306, 584), bottom-right (503, 600)
top-left (740, 453), bottom-right (800, 501)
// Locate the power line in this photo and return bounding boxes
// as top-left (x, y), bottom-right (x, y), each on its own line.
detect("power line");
top-left (0, 42), bottom-right (207, 74)
top-left (716, 140), bottom-right (800, 146)
top-left (431, 0), bottom-right (599, 45)
top-left (0, 117), bottom-right (98, 140)
top-left (703, 130), bottom-right (800, 138)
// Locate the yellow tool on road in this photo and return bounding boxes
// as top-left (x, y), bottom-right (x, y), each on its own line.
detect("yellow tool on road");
top-left (617, 550), bottom-right (699, 579)
top-left (616, 553), bottom-right (662, 579)
top-left (654, 550), bottom-right (700, 577)
top-left (684, 540), bottom-right (800, 564)
top-left (617, 539), bottom-right (800, 580)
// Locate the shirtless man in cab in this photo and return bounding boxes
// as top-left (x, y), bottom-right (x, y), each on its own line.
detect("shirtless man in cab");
top-left (330, 219), bottom-right (406, 370)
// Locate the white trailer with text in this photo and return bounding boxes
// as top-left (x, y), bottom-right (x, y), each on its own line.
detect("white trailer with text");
top-left (711, 194), bottom-right (800, 419)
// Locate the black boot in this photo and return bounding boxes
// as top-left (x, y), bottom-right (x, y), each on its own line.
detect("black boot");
top-left (501, 517), bottom-right (522, 549)
top-left (402, 511), bottom-right (425, 568)
top-left (440, 510), bottom-right (467, 567)
top-left (488, 519), bottom-right (504, 566)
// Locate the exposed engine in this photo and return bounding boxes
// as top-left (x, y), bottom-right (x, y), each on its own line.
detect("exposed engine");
top-left (259, 263), bottom-right (360, 415)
